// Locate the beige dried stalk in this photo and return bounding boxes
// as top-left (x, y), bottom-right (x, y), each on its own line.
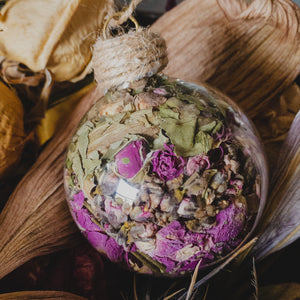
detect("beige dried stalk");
top-left (152, 0), bottom-right (300, 118)
top-left (0, 0), bottom-right (115, 82)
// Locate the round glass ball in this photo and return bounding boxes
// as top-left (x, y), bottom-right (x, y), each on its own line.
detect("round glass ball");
top-left (64, 75), bottom-right (267, 277)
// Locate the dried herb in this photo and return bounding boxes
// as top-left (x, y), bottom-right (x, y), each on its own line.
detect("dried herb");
top-left (64, 75), bottom-right (265, 276)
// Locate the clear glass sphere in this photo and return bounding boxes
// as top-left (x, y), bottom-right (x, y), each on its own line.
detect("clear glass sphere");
top-left (64, 75), bottom-right (267, 277)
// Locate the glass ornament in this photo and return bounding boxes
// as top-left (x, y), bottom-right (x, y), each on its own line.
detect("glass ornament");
top-left (64, 74), bottom-right (267, 276)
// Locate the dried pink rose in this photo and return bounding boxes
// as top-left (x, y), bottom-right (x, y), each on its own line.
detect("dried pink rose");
top-left (115, 139), bottom-right (148, 178)
top-left (186, 154), bottom-right (210, 176)
top-left (152, 144), bottom-right (185, 181)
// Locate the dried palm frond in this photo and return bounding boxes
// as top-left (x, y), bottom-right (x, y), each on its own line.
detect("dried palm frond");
top-left (152, 0), bottom-right (300, 118)
top-left (0, 0), bottom-right (115, 82)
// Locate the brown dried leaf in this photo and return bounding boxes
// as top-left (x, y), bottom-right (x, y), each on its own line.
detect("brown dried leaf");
top-left (258, 283), bottom-right (300, 300)
top-left (0, 86), bottom-right (102, 279)
top-left (0, 0), bottom-right (298, 282)
top-left (253, 112), bottom-right (300, 260)
top-left (0, 290), bottom-right (87, 300)
top-left (152, 0), bottom-right (300, 118)
top-left (0, 0), bottom-right (115, 82)
top-left (0, 81), bottom-right (25, 180)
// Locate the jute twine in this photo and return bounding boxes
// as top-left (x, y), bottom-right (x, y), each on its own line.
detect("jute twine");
top-left (91, 12), bottom-right (168, 91)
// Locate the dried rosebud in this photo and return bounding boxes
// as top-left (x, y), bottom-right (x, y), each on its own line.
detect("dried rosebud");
top-left (186, 154), bottom-right (210, 176)
top-left (152, 143), bottom-right (185, 181)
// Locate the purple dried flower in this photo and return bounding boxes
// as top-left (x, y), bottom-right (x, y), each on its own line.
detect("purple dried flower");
top-left (87, 231), bottom-right (124, 262)
top-left (76, 208), bottom-right (100, 232)
top-left (115, 139), bottom-right (148, 178)
top-left (207, 203), bottom-right (246, 251)
top-left (153, 256), bottom-right (176, 272)
top-left (70, 191), bottom-right (101, 232)
top-left (186, 154), bottom-right (210, 176)
top-left (152, 144), bottom-right (185, 181)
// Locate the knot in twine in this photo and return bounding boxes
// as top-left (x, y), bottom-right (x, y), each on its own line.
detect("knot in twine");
top-left (91, 28), bottom-right (168, 91)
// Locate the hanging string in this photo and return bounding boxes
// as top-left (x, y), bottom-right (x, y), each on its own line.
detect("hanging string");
top-left (115, 0), bottom-right (143, 26)
top-left (91, 1), bottom-right (168, 92)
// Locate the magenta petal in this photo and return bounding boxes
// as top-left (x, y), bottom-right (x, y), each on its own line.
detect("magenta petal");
top-left (76, 208), bottom-right (100, 232)
top-left (154, 256), bottom-right (176, 272)
top-left (207, 203), bottom-right (246, 248)
top-left (115, 139), bottom-right (147, 178)
top-left (71, 191), bottom-right (85, 211)
top-left (87, 231), bottom-right (124, 262)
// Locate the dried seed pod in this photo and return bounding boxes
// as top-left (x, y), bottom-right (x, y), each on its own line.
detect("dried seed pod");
top-left (0, 81), bottom-right (25, 180)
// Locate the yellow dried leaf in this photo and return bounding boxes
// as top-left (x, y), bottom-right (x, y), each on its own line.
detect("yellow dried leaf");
top-left (36, 82), bottom-right (96, 145)
top-left (0, 0), bottom-right (115, 82)
top-left (0, 81), bottom-right (25, 180)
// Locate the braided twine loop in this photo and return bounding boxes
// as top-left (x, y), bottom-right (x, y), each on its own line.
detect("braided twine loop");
top-left (91, 13), bottom-right (168, 91)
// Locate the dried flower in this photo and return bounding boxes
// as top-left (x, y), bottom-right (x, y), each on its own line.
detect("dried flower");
top-left (152, 143), bottom-right (185, 181)
top-left (186, 154), bottom-right (210, 176)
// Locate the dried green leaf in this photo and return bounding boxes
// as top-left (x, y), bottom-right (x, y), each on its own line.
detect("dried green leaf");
top-left (199, 120), bottom-right (216, 132)
top-left (194, 131), bottom-right (213, 153)
top-left (82, 158), bottom-right (101, 177)
top-left (153, 129), bottom-right (170, 149)
top-left (72, 152), bottom-right (84, 189)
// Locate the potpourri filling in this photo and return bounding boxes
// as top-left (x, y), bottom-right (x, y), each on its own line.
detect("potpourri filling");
top-left (64, 75), bottom-right (261, 276)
